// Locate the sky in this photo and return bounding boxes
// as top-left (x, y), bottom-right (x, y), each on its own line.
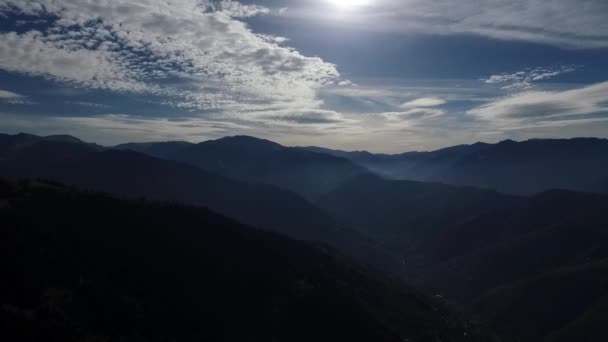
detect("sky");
top-left (0, 0), bottom-right (607, 152)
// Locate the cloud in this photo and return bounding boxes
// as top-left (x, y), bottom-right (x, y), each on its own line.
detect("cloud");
top-left (0, 89), bottom-right (23, 99)
top-left (66, 101), bottom-right (111, 109)
top-left (323, 85), bottom-right (397, 98)
top-left (0, 31), bottom-right (151, 93)
top-left (400, 97), bottom-right (447, 108)
top-left (0, 0), bottom-right (341, 125)
top-left (0, 112), bottom-right (254, 144)
top-left (378, 96), bottom-right (447, 126)
top-left (0, 89), bottom-right (37, 105)
top-left (482, 66), bottom-right (578, 90)
top-left (205, 0), bottom-right (271, 17)
top-left (287, 0), bottom-right (608, 49)
top-left (382, 108), bottom-right (445, 122)
top-left (251, 109), bottom-right (351, 125)
top-left (468, 81), bottom-right (608, 121)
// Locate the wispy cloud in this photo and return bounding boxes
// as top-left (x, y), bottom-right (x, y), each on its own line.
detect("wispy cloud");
top-left (66, 101), bottom-right (111, 109)
top-left (0, 89), bottom-right (36, 105)
top-left (382, 108), bottom-right (445, 122)
top-left (0, 90), bottom-right (23, 99)
top-left (400, 97), bottom-right (447, 108)
top-left (482, 66), bottom-right (578, 90)
top-left (469, 81), bottom-right (608, 121)
top-left (380, 97), bottom-right (447, 127)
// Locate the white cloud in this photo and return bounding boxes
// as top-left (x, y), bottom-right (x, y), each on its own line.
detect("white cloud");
top-left (468, 81), bottom-right (608, 121)
top-left (244, 108), bottom-right (353, 126)
top-left (400, 97), bottom-right (447, 108)
top-left (205, 0), bottom-right (271, 17)
top-left (0, 90), bottom-right (23, 99)
top-left (377, 96), bottom-right (447, 126)
top-left (0, 31), bottom-right (150, 93)
top-left (0, 0), bottom-right (341, 126)
top-left (482, 66), bottom-right (577, 90)
top-left (0, 89), bottom-right (37, 105)
top-left (381, 108), bottom-right (445, 122)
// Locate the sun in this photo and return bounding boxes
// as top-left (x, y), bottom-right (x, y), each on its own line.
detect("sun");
top-left (327, 0), bottom-right (371, 8)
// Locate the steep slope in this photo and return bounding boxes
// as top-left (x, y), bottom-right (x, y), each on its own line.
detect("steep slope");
top-left (0, 179), bottom-right (498, 342)
top-left (475, 260), bottom-right (608, 342)
top-left (318, 174), bottom-right (521, 255)
top-left (0, 146), bottom-right (397, 272)
top-left (305, 138), bottom-right (608, 195)
top-left (418, 190), bottom-right (608, 341)
top-left (119, 136), bottom-right (370, 200)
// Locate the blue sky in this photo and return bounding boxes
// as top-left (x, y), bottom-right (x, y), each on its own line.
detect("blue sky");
top-left (1, 0), bottom-right (607, 152)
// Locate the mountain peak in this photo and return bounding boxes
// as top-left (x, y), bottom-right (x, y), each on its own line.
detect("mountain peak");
top-left (44, 134), bottom-right (85, 144)
top-left (205, 135), bottom-right (284, 150)
top-left (217, 135), bottom-right (282, 144)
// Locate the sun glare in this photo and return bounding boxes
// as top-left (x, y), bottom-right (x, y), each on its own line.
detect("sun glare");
top-left (327, 0), bottom-right (371, 8)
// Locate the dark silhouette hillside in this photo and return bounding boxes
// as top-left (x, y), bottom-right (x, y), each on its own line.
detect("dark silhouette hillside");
top-left (4, 132), bottom-right (608, 342)
top-left (415, 190), bottom-right (608, 341)
top-left (0, 137), bottom-right (397, 273)
top-left (318, 174), bottom-right (521, 254)
top-left (0, 179), bottom-right (498, 342)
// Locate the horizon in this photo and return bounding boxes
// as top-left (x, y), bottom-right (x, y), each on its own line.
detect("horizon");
top-left (3, 130), bottom-right (607, 154)
top-left (1, 0), bottom-right (607, 152)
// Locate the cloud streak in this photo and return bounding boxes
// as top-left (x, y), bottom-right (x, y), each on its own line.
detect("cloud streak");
top-left (469, 81), bottom-right (608, 121)
top-left (0, 90), bottom-right (23, 99)
top-left (400, 97), bottom-right (447, 108)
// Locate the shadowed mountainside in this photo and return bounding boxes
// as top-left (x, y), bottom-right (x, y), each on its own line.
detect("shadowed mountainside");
top-left (415, 190), bottom-right (608, 342)
top-left (4, 132), bottom-right (608, 341)
top-left (0, 134), bottom-right (397, 272)
top-left (317, 173), bottom-right (522, 255)
top-left (0, 179), bottom-right (499, 342)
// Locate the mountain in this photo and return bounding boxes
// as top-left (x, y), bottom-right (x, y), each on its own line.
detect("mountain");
top-left (116, 136), bottom-right (370, 200)
top-left (0, 132), bottom-right (103, 159)
top-left (0, 178), bottom-right (498, 342)
top-left (415, 190), bottom-right (608, 341)
top-left (5, 132), bottom-right (608, 341)
top-left (317, 174), bottom-right (521, 255)
top-left (0, 137), bottom-right (396, 272)
top-left (114, 141), bottom-right (194, 159)
top-left (476, 260), bottom-right (608, 342)
top-left (303, 138), bottom-right (608, 195)
top-left (316, 172), bottom-right (608, 341)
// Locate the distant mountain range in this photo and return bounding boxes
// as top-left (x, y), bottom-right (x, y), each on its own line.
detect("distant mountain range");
top-left (3, 131), bottom-right (608, 341)
top-left (301, 138), bottom-right (608, 195)
top-left (116, 136), bottom-right (369, 200)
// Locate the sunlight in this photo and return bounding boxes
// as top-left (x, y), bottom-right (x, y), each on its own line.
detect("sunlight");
top-left (327, 0), bottom-right (371, 9)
